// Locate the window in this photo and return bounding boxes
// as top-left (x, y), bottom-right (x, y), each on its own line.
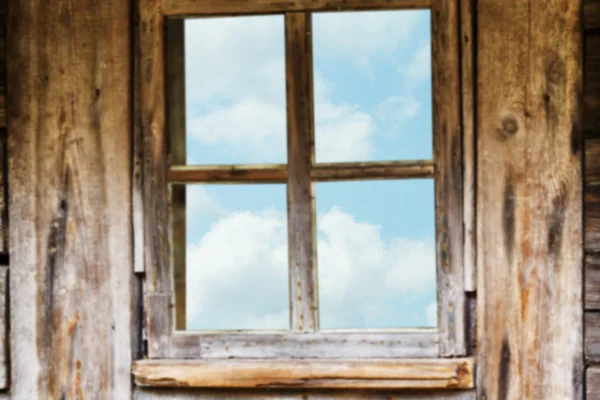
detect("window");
top-left (134, 0), bottom-right (472, 390)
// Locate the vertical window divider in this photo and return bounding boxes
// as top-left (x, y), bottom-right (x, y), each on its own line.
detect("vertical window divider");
top-left (285, 12), bottom-right (319, 333)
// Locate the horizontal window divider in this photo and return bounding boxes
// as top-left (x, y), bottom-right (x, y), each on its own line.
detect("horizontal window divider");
top-left (163, 0), bottom-right (431, 17)
top-left (165, 331), bottom-right (440, 359)
top-left (133, 357), bottom-right (474, 389)
top-left (310, 160), bottom-right (434, 181)
top-left (168, 164), bottom-right (288, 184)
top-left (168, 160), bottom-right (434, 184)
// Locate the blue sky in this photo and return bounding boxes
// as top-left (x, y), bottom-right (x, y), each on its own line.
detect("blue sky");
top-left (181, 10), bottom-right (436, 331)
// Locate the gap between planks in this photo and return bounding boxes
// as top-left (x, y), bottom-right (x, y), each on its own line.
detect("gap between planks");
top-left (132, 358), bottom-right (474, 389)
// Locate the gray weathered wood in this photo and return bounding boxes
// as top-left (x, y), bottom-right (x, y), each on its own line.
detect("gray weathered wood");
top-left (586, 312), bottom-right (600, 362)
top-left (476, 0), bottom-right (583, 398)
top-left (0, 267), bottom-right (7, 390)
top-left (168, 331), bottom-right (439, 359)
top-left (587, 366), bottom-right (600, 399)
top-left (461, 0), bottom-right (476, 292)
top-left (431, 0), bottom-right (466, 357)
top-left (6, 0), bottom-right (134, 397)
top-left (135, 388), bottom-right (476, 400)
top-left (286, 12), bottom-right (318, 333)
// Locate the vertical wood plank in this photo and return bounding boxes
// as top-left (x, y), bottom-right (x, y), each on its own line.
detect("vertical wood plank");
top-left (6, 0), bottom-right (134, 397)
top-left (461, 0), bottom-right (476, 293)
top-left (139, 0), bottom-right (173, 357)
top-left (431, 0), bottom-right (466, 356)
top-left (584, 33), bottom-right (600, 139)
top-left (286, 12), bottom-right (318, 333)
top-left (476, 0), bottom-right (583, 398)
top-left (0, 267), bottom-right (7, 390)
top-left (167, 18), bottom-right (187, 331)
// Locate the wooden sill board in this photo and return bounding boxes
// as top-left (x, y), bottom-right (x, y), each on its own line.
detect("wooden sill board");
top-left (132, 358), bottom-right (474, 389)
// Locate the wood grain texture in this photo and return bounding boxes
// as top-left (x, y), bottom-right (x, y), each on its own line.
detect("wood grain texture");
top-left (139, 0), bottom-right (174, 357)
top-left (164, 0), bottom-right (430, 16)
top-left (133, 358), bottom-right (474, 389)
top-left (587, 366), bottom-right (600, 399)
top-left (167, 18), bottom-right (187, 331)
top-left (6, 0), bottom-right (134, 397)
top-left (0, 267), bottom-right (7, 389)
top-left (0, 0), bottom-right (4, 129)
top-left (587, 184), bottom-right (600, 252)
top-left (585, 33), bottom-right (600, 137)
top-left (168, 164), bottom-right (287, 183)
top-left (310, 161), bottom-right (434, 181)
top-left (587, 255), bottom-right (600, 309)
top-left (286, 12), bottom-right (318, 333)
top-left (587, 139), bottom-right (600, 183)
top-left (586, 312), bottom-right (600, 362)
top-left (169, 331), bottom-right (439, 359)
top-left (461, 0), bottom-right (476, 292)
top-left (476, 0), bottom-right (583, 398)
top-left (585, 0), bottom-right (600, 29)
top-left (431, 0), bottom-right (466, 357)
top-left (135, 388), bottom-right (476, 400)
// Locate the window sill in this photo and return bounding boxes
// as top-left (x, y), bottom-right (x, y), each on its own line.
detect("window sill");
top-left (132, 358), bottom-right (474, 389)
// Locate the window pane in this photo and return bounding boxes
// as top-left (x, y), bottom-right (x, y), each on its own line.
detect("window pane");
top-left (173, 184), bottom-right (289, 330)
top-left (315, 180), bottom-right (436, 329)
top-left (184, 16), bottom-right (286, 164)
top-left (312, 10), bottom-right (432, 163)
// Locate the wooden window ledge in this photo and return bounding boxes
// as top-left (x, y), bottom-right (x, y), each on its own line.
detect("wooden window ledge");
top-left (132, 358), bottom-right (474, 389)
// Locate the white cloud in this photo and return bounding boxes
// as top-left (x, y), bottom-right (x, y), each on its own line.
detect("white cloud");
top-left (185, 200), bottom-right (436, 330)
top-left (376, 95), bottom-right (421, 128)
top-left (400, 43), bottom-right (432, 83)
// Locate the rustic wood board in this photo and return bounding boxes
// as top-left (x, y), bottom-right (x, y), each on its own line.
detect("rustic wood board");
top-left (476, 0), bottom-right (583, 398)
top-left (585, 33), bottom-right (600, 138)
top-left (0, 267), bottom-right (7, 390)
top-left (588, 366), bottom-right (600, 399)
top-left (585, 0), bottom-right (600, 30)
top-left (135, 388), bottom-right (476, 400)
top-left (586, 255), bottom-right (600, 310)
top-left (6, 0), bottom-right (134, 397)
top-left (585, 312), bottom-right (600, 362)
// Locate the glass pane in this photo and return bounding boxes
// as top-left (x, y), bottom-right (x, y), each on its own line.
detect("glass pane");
top-left (174, 184), bottom-right (289, 330)
top-left (312, 10), bottom-right (432, 162)
top-left (184, 16), bottom-right (286, 164)
top-left (315, 180), bottom-right (436, 329)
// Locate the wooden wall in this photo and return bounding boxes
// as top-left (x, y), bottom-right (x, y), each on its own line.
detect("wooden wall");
top-left (585, 1), bottom-right (600, 398)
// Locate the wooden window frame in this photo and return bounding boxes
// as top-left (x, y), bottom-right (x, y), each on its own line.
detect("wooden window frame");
top-left (134, 0), bottom-right (473, 390)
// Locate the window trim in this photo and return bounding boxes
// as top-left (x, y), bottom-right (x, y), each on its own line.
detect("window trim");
top-left (135, 0), bottom-right (472, 389)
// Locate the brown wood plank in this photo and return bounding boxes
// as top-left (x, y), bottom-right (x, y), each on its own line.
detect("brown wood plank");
top-left (586, 183), bottom-right (600, 252)
top-left (0, 267), bottom-right (7, 389)
top-left (587, 366), bottom-right (600, 399)
top-left (6, 0), bottom-right (134, 396)
top-left (586, 312), bottom-right (600, 362)
top-left (587, 254), bottom-right (600, 310)
top-left (587, 139), bottom-right (600, 184)
top-left (168, 164), bottom-right (288, 183)
top-left (286, 12), bottom-right (318, 333)
top-left (431, 0), bottom-right (466, 356)
top-left (461, 0), bottom-right (476, 292)
top-left (311, 161), bottom-right (434, 181)
top-left (585, 33), bottom-right (600, 137)
top-left (133, 358), bottom-right (474, 389)
top-left (0, 0), bottom-right (4, 129)
top-left (135, 388), bottom-right (476, 399)
top-left (164, 0), bottom-right (430, 16)
top-left (476, 0), bottom-right (583, 398)
top-left (585, 0), bottom-right (600, 30)
top-left (167, 18), bottom-right (187, 331)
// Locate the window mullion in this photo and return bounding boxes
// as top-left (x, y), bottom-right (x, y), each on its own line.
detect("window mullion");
top-left (285, 11), bottom-right (318, 333)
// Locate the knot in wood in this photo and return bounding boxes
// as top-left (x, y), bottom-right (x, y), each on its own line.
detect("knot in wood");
top-left (501, 116), bottom-right (519, 136)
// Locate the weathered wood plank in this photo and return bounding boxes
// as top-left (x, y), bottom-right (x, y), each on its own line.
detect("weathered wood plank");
top-left (585, 0), bottom-right (600, 30)
top-left (586, 312), bottom-right (600, 362)
top-left (168, 164), bottom-right (288, 184)
top-left (310, 160), bottom-right (434, 181)
top-left (0, 267), bottom-right (7, 390)
top-left (587, 139), bottom-right (600, 184)
top-left (587, 254), bottom-right (600, 310)
top-left (6, 0), bottom-right (134, 397)
top-left (587, 366), bottom-right (600, 399)
top-left (476, 0), bottom-right (583, 398)
top-left (585, 33), bottom-right (600, 137)
top-left (286, 12), bottom-right (318, 333)
top-left (167, 331), bottom-right (439, 359)
top-left (431, 0), bottom-right (466, 357)
top-left (586, 184), bottom-right (600, 252)
top-left (461, 0), bottom-right (476, 292)
top-left (133, 358), bottom-right (474, 389)
top-left (164, 0), bottom-right (430, 16)
top-left (0, 0), bottom-right (4, 129)
top-left (167, 18), bottom-right (187, 331)
top-left (135, 388), bottom-right (476, 400)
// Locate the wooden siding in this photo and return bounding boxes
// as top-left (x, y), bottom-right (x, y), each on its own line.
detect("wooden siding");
top-left (6, 0), bottom-right (134, 398)
top-left (476, 0), bottom-right (583, 399)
